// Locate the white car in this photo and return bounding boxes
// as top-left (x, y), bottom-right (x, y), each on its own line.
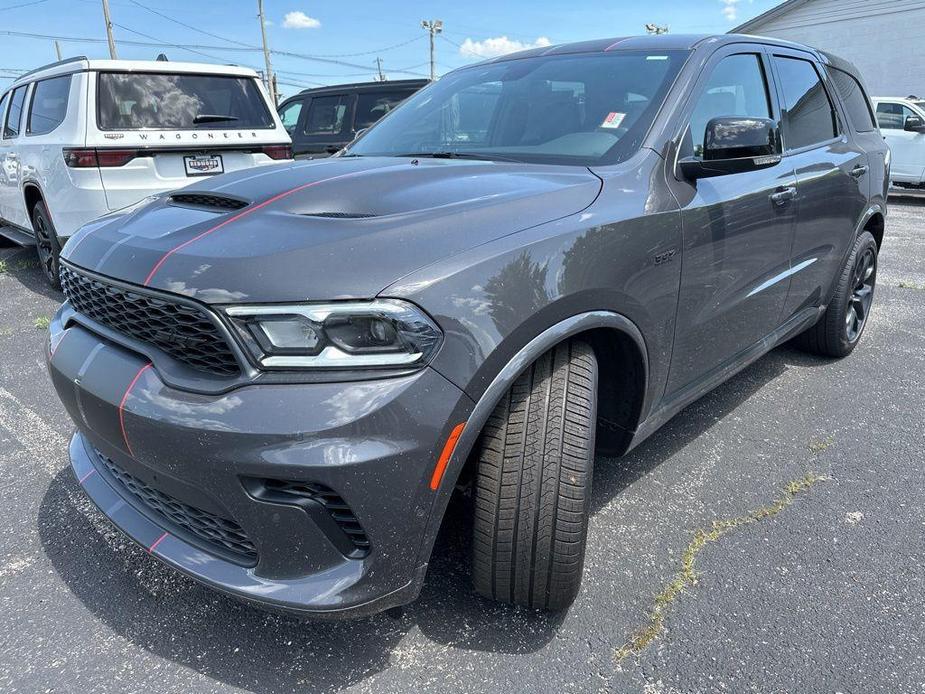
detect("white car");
top-left (873, 96), bottom-right (925, 189)
top-left (0, 57), bottom-right (292, 286)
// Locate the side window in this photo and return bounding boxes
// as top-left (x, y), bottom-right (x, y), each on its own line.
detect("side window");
top-left (28, 74), bottom-right (72, 136)
top-left (772, 56), bottom-right (838, 150)
top-left (689, 53), bottom-right (771, 158)
top-left (3, 85), bottom-right (28, 139)
top-left (278, 99), bottom-right (303, 134)
top-left (828, 68), bottom-right (876, 132)
top-left (0, 92), bottom-right (9, 131)
top-left (876, 102), bottom-right (916, 130)
top-left (303, 94), bottom-right (349, 136)
top-left (354, 91), bottom-right (413, 130)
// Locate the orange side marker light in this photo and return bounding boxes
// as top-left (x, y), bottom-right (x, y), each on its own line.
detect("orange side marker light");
top-left (429, 422), bottom-right (466, 491)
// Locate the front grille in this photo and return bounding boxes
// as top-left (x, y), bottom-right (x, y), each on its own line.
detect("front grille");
top-left (60, 265), bottom-right (240, 377)
top-left (96, 451), bottom-right (258, 564)
top-left (169, 193), bottom-right (249, 211)
top-left (261, 479), bottom-right (370, 555)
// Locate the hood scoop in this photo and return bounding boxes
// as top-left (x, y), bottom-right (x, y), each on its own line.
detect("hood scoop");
top-left (168, 193), bottom-right (249, 212)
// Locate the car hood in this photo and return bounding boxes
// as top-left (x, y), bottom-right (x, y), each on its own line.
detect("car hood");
top-left (62, 156), bottom-right (602, 303)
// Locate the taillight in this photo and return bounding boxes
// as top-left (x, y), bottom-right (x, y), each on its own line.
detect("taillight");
top-left (261, 144), bottom-right (292, 160)
top-left (96, 149), bottom-right (139, 167)
top-left (62, 148), bottom-right (98, 168)
top-left (63, 148), bottom-right (140, 168)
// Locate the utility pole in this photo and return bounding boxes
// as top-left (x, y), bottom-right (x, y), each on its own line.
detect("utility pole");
top-left (54, 40), bottom-right (62, 61)
top-left (101, 0), bottom-right (118, 59)
top-left (421, 19), bottom-right (442, 81)
top-left (257, 0), bottom-right (277, 104)
top-left (375, 57), bottom-right (385, 82)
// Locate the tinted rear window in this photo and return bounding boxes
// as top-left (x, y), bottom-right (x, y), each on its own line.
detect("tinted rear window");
top-left (828, 67), bottom-right (876, 132)
top-left (97, 73), bottom-right (274, 130)
top-left (355, 90), bottom-right (414, 130)
top-left (29, 74), bottom-right (72, 135)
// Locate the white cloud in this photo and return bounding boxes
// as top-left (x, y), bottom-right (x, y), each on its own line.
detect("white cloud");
top-left (282, 11), bottom-right (320, 29)
top-left (721, 0), bottom-right (741, 22)
top-left (459, 35), bottom-right (552, 59)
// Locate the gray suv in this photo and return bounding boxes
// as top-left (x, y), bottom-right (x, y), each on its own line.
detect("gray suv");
top-left (47, 34), bottom-right (887, 617)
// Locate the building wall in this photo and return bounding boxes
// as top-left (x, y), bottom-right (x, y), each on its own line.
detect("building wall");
top-left (741, 0), bottom-right (925, 97)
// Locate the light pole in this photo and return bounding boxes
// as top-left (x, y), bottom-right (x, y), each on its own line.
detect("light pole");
top-left (421, 19), bottom-right (443, 81)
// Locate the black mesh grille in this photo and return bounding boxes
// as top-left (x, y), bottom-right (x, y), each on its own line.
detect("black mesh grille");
top-left (169, 193), bottom-right (249, 211)
top-left (60, 265), bottom-right (240, 376)
top-left (96, 450), bottom-right (258, 564)
top-left (262, 479), bottom-right (370, 554)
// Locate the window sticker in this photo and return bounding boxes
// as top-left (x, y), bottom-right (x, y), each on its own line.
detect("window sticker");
top-left (601, 112), bottom-right (626, 129)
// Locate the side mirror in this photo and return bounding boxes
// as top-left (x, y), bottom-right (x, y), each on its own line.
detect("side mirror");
top-left (904, 115), bottom-right (925, 133)
top-left (680, 117), bottom-right (782, 180)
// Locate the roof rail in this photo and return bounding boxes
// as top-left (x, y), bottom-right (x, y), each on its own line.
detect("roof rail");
top-left (16, 56), bottom-right (89, 82)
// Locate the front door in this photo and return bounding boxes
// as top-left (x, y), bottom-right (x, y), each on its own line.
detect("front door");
top-left (667, 47), bottom-right (797, 396)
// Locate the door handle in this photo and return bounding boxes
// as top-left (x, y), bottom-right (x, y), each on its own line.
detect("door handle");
top-left (850, 165), bottom-right (869, 178)
top-left (770, 186), bottom-right (797, 205)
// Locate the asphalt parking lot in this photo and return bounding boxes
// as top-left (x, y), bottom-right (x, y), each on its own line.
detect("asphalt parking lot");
top-left (1, 200), bottom-right (923, 694)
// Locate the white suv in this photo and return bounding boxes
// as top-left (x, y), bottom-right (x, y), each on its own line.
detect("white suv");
top-left (0, 57), bottom-right (292, 286)
top-left (873, 96), bottom-right (925, 189)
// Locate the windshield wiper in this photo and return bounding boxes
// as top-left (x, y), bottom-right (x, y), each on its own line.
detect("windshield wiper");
top-left (396, 151), bottom-right (522, 163)
top-left (193, 114), bottom-right (239, 125)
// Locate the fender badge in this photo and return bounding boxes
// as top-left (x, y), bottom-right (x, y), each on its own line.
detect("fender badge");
top-left (104, 133), bottom-right (125, 140)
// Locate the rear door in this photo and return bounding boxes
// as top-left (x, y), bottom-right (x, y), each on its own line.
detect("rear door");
top-left (875, 100), bottom-right (925, 183)
top-left (88, 71), bottom-right (288, 211)
top-left (667, 46), bottom-right (797, 395)
top-left (768, 48), bottom-right (870, 321)
top-left (294, 92), bottom-right (353, 158)
top-left (0, 84), bottom-right (30, 227)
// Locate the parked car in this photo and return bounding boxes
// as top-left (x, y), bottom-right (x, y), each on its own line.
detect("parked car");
top-left (277, 79), bottom-right (428, 158)
top-left (0, 57), bottom-right (292, 286)
top-left (48, 33), bottom-right (886, 618)
top-left (872, 96), bottom-right (925, 188)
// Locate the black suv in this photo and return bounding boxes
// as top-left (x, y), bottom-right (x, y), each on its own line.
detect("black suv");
top-left (49, 34), bottom-right (887, 618)
top-left (277, 79), bottom-right (428, 158)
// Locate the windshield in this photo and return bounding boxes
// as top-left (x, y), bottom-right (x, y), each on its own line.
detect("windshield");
top-left (97, 72), bottom-right (274, 130)
top-left (347, 50), bottom-right (688, 166)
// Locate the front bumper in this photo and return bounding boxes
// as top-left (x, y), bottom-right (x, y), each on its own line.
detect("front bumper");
top-left (48, 313), bottom-right (471, 618)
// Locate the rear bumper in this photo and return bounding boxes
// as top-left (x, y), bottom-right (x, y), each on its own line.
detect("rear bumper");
top-left (48, 313), bottom-right (472, 618)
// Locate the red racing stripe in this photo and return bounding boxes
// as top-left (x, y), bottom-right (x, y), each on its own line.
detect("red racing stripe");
top-left (118, 363), bottom-right (153, 458)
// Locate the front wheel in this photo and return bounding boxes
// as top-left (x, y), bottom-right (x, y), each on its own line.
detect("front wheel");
top-left (793, 231), bottom-right (878, 357)
top-left (32, 201), bottom-right (62, 289)
top-left (471, 340), bottom-right (597, 610)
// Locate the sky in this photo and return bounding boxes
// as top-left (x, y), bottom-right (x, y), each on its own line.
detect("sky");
top-left (0, 0), bottom-right (783, 99)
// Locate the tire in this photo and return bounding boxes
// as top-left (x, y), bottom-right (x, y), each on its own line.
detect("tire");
top-left (471, 340), bottom-right (598, 610)
top-left (793, 231), bottom-right (878, 358)
top-left (32, 201), bottom-right (62, 289)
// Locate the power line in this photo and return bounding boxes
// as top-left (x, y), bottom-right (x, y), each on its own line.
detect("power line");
top-left (0, 28), bottom-right (432, 77)
top-left (0, 0), bottom-right (49, 11)
top-left (112, 22), bottom-right (243, 64)
top-left (127, 0), bottom-right (255, 48)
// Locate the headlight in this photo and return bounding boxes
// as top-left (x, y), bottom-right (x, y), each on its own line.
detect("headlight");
top-left (223, 300), bottom-right (442, 370)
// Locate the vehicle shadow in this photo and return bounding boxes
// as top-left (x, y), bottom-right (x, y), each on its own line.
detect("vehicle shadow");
top-left (0, 243), bottom-right (62, 302)
top-left (36, 343), bottom-right (828, 693)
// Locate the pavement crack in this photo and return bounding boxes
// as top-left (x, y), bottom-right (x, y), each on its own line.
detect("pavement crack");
top-left (614, 473), bottom-right (827, 663)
